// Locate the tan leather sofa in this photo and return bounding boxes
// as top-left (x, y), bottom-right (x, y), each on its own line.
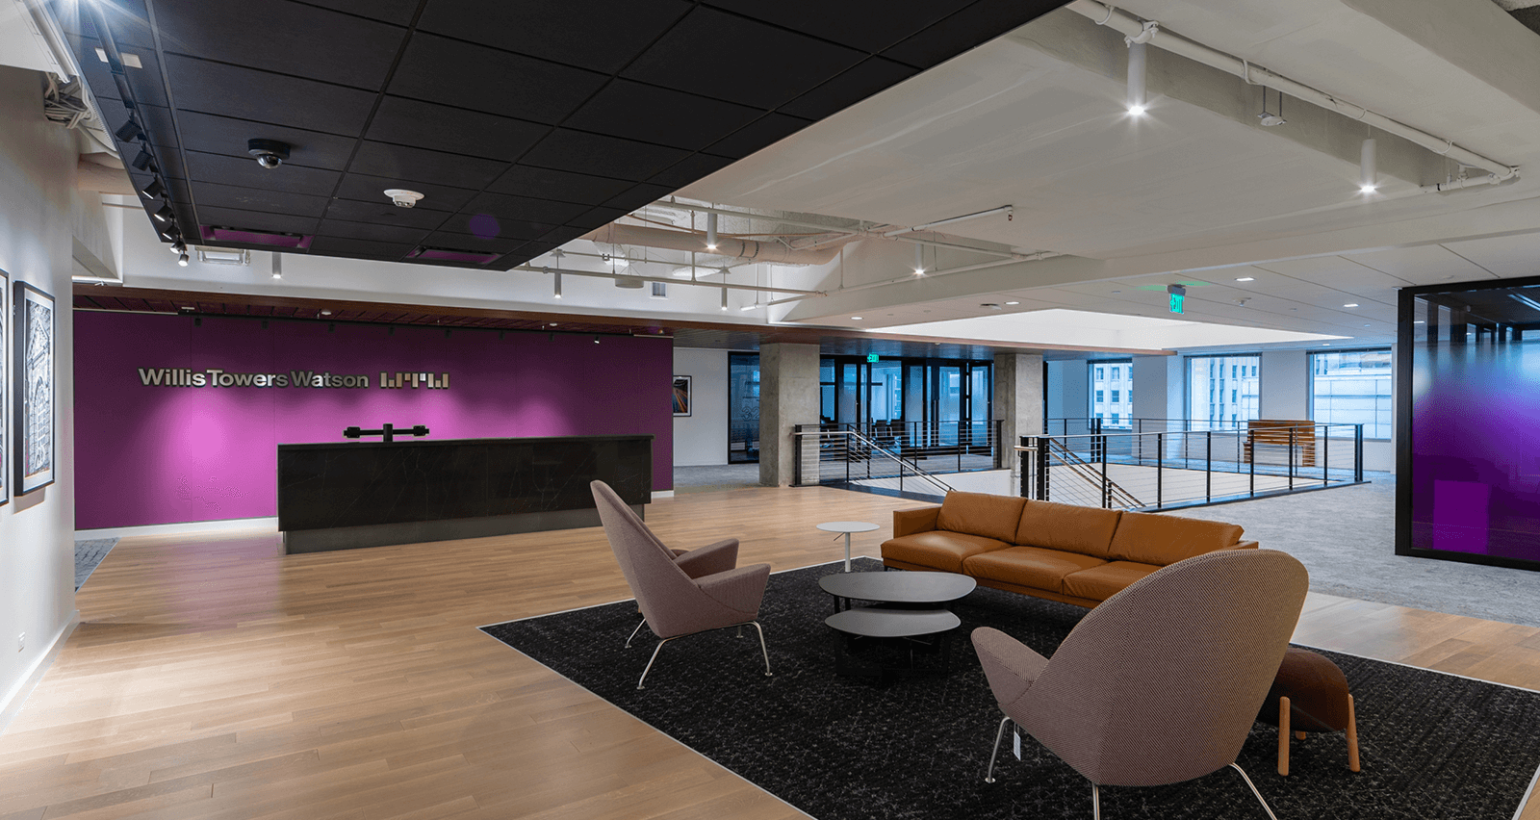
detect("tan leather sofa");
top-left (882, 491), bottom-right (1259, 608)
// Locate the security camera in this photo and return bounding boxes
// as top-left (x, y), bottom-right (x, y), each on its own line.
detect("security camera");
top-left (247, 139), bottom-right (290, 169)
top-left (384, 188), bottom-right (425, 208)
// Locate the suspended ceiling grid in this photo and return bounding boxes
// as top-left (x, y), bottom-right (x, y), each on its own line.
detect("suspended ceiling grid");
top-left (62, 0), bottom-right (1071, 271)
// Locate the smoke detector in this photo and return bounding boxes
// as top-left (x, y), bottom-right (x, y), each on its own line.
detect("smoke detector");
top-left (384, 188), bottom-right (425, 208)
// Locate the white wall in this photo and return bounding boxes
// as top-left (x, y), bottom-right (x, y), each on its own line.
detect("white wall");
top-left (1045, 359), bottom-right (1089, 423)
top-left (0, 66), bottom-right (79, 724)
top-left (672, 348), bottom-right (728, 467)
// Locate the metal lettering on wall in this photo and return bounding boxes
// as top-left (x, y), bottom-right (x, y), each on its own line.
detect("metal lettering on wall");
top-left (136, 368), bottom-right (451, 390)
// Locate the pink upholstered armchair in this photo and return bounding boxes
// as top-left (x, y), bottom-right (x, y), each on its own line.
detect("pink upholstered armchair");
top-left (973, 549), bottom-right (1309, 819)
top-left (591, 481), bottom-right (774, 690)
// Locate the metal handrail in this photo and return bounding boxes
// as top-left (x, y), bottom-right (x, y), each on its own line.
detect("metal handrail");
top-left (1044, 439), bottom-right (1143, 509)
top-left (796, 428), bottom-right (955, 495)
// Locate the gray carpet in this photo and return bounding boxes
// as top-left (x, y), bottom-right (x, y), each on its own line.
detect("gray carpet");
top-left (673, 463), bottom-right (763, 493)
top-left (1171, 474), bottom-right (1540, 628)
top-left (74, 538), bottom-right (119, 590)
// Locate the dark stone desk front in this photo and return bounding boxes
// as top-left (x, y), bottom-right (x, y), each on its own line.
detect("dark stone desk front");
top-left (277, 435), bottom-right (652, 553)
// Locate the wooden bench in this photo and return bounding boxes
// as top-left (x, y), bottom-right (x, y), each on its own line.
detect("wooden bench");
top-left (1243, 419), bottom-right (1316, 467)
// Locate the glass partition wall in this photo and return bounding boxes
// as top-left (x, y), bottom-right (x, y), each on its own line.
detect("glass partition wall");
top-left (819, 356), bottom-right (993, 445)
top-left (728, 353), bottom-right (760, 463)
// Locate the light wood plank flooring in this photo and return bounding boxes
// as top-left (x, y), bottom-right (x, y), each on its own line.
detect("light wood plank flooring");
top-left (3, 486), bottom-right (1538, 819)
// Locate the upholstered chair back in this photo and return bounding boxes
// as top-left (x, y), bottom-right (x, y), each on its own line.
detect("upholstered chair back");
top-left (590, 481), bottom-right (708, 638)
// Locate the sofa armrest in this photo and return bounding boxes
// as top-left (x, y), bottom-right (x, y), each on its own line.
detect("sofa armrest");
top-left (1225, 540), bottom-right (1260, 551)
top-left (893, 506), bottom-right (941, 538)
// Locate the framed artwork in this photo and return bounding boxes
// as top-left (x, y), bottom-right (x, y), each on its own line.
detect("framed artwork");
top-left (14, 281), bottom-right (54, 494)
top-left (0, 269), bottom-right (6, 506)
top-left (672, 375), bottom-right (692, 417)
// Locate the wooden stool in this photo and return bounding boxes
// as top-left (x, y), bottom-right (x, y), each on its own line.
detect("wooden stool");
top-left (1257, 647), bottom-right (1360, 776)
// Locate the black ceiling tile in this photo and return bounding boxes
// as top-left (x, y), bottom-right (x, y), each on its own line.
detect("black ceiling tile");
top-left (365, 97), bottom-right (550, 162)
top-left (317, 250), bottom-right (404, 262)
top-left (622, 7), bottom-right (865, 109)
top-left (299, 0), bottom-right (421, 25)
top-left (190, 181), bottom-right (331, 217)
top-left (175, 111), bottom-right (360, 170)
top-left (60, 1), bottom-right (156, 49)
top-left (462, 193), bottom-right (591, 225)
top-left (418, 231), bottom-right (527, 254)
top-left (153, 0), bottom-right (406, 90)
top-left (192, 205), bottom-right (320, 235)
top-left (183, 150), bottom-right (341, 195)
top-left (707, 112), bottom-right (814, 159)
top-left (309, 236), bottom-right (416, 258)
top-left (73, 36), bottom-right (172, 108)
top-left (602, 183), bottom-right (675, 211)
top-left (388, 34), bottom-right (609, 125)
top-left (486, 165), bottom-right (634, 205)
top-left (334, 173), bottom-right (476, 212)
top-left (520, 130), bottom-right (690, 182)
top-left (348, 141), bottom-right (508, 190)
top-left (323, 197), bottom-right (453, 229)
top-left (563, 80), bottom-right (764, 152)
top-left (648, 153), bottom-right (736, 187)
top-left (164, 54), bottom-right (377, 136)
top-left (416, 0), bottom-right (691, 75)
top-left (702, 1), bottom-right (973, 54)
top-left (99, 104), bottom-right (178, 152)
top-left (436, 213), bottom-right (558, 242)
top-left (570, 205), bottom-right (633, 226)
top-left (882, 0), bottom-right (1070, 70)
top-left (316, 219), bottom-right (431, 244)
top-left (777, 57), bottom-right (918, 121)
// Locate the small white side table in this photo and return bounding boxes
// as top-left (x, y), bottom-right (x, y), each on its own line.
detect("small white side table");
top-left (817, 521), bottom-right (880, 572)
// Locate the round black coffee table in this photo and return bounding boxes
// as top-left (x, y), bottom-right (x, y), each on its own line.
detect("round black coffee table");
top-left (825, 607), bottom-right (961, 679)
top-left (819, 570), bottom-right (977, 613)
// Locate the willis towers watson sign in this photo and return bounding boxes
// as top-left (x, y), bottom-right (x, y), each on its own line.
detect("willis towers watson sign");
top-left (137, 368), bottom-right (451, 390)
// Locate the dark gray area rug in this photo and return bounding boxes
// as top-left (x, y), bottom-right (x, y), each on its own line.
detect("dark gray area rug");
top-left (74, 538), bottom-right (119, 590)
top-left (484, 559), bottom-right (1540, 820)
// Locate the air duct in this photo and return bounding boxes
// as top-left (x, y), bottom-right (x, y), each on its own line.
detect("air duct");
top-left (578, 223), bottom-right (851, 265)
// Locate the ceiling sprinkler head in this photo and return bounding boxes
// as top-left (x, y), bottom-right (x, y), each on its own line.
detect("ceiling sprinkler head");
top-left (384, 188), bottom-right (425, 208)
top-left (247, 139), bottom-right (290, 169)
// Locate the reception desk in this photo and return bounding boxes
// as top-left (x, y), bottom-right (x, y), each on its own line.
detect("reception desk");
top-left (277, 434), bottom-right (653, 553)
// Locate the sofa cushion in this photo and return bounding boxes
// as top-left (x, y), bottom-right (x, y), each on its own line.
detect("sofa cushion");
top-left (963, 546), bottom-right (1106, 594)
top-left (1014, 500), bottom-right (1122, 559)
top-left (936, 491), bottom-right (1026, 543)
top-left (1062, 560), bottom-right (1162, 601)
top-left (1108, 512), bottom-right (1245, 565)
top-left (883, 532), bottom-right (1011, 574)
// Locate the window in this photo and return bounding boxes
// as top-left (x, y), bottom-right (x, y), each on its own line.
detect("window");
top-left (1111, 412), bottom-right (1120, 424)
top-left (1310, 349), bottom-right (1391, 439)
top-left (1088, 360), bottom-right (1133, 428)
top-left (1188, 355), bottom-right (1260, 429)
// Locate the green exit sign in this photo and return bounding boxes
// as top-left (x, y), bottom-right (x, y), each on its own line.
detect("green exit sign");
top-left (866, 353), bottom-right (880, 363)
top-left (1167, 284), bottom-right (1187, 315)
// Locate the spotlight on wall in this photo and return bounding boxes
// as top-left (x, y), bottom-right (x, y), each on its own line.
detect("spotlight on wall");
top-left (705, 212), bottom-right (718, 251)
top-left (141, 178), bottom-right (164, 200)
top-left (1359, 137), bottom-right (1378, 194)
top-left (131, 147), bottom-right (154, 171)
top-left (177, 251), bottom-right (189, 267)
top-left (114, 117), bottom-right (143, 142)
top-left (153, 204), bottom-right (173, 223)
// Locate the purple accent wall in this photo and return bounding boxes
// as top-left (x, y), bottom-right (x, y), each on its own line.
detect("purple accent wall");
top-left (75, 312), bottom-right (672, 529)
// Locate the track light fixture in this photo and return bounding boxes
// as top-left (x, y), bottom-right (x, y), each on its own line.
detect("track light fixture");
top-left (131, 147), bottom-right (154, 171)
top-left (705, 213), bottom-right (718, 251)
top-left (171, 240), bottom-right (186, 255)
top-left (720, 286), bottom-right (728, 310)
top-left (553, 270), bottom-right (562, 299)
top-left (1126, 40), bottom-right (1148, 116)
top-left (141, 178), bottom-right (165, 200)
top-left (159, 226), bottom-right (178, 241)
top-left (114, 117), bottom-right (143, 142)
top-left (153, 204), bottom-right (173, 223)
top-left (1359, 137), bottom-right (1378, 194)
top-left (914, 244), bottom-right (925, 275)
top-left (177, 251), bottom-right (189, 267)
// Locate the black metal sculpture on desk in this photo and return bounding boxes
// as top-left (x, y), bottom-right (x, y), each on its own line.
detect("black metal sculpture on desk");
top-left (343, 424), bottom-right (429, 443)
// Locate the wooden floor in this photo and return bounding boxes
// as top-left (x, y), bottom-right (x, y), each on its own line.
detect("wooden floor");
top-left (3, 486), bottom-right (1539, 820)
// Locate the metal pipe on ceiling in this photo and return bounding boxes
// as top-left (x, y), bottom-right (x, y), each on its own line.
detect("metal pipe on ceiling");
top-left (578, 223), bottom-right (851, 265)
top-left (1067, 0), bottom-right (1520, 183)
top-left (511, 264), bottom-right (824, 296)
top-left (881, 204), bottom-right (1014, 236)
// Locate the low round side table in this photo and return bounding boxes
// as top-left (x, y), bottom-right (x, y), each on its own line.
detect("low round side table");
top-left (817, 521), bottom-right (879, 572)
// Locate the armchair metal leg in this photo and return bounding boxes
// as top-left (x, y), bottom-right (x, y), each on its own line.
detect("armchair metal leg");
top-left (984, 715), bottom-right (1011, 783)
top-left (1228, 763), bottom-right (1281, 820)
top-left (749, 621), bottom-right (773, 677)
top-left (1091, 783), bottom-right (1101, 820)
top-left (626, 618), bottom-right (648, 649)
top-left (637, 637), bottom-right (673, 690)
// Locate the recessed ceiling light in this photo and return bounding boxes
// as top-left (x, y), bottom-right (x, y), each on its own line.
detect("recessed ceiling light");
top-left (851, 316), bottom-right (863, 320)
top-left (981, 303), bottom-right (1001, 310)
top-left (320, 310), bottom-right (332, 316)
top-left (1005, 301), bottom-right (1020, 305)
top-left (1236, 277), bottom-right (1255, 282)
top-left (1344, 303), bottom-right (1359, 308)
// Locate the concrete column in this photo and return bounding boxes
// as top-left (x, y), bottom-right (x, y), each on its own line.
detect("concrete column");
top-left (758, 343), bottom-right (820, 486)
top-left (994, 352), bottom-right (1044, 476)
top-left (1131, 355), bottom-right (1184, 421)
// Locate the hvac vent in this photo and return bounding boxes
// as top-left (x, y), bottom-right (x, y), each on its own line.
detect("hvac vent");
top-left (408, 246), bottom-right (502, 265)
top-left (200, 225), bottom-right (312, 249)
top-left (197, 247), bottom-right (250, 266)
top-left (650, 282), bottom-right (667, 299)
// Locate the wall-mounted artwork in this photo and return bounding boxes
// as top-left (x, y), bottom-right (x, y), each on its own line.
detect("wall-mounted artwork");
top-left (672, 375), bottom-right (691, 417)
top-left (0, 269), bottom-right (7, 506)
top-left (14, 281), bottom-right (54, 494)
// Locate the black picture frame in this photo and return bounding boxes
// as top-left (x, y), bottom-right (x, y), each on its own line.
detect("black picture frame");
top-left (672, 375), bottom-right (691, 417)
top-left (14, 280), bottom-right (55, 495)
